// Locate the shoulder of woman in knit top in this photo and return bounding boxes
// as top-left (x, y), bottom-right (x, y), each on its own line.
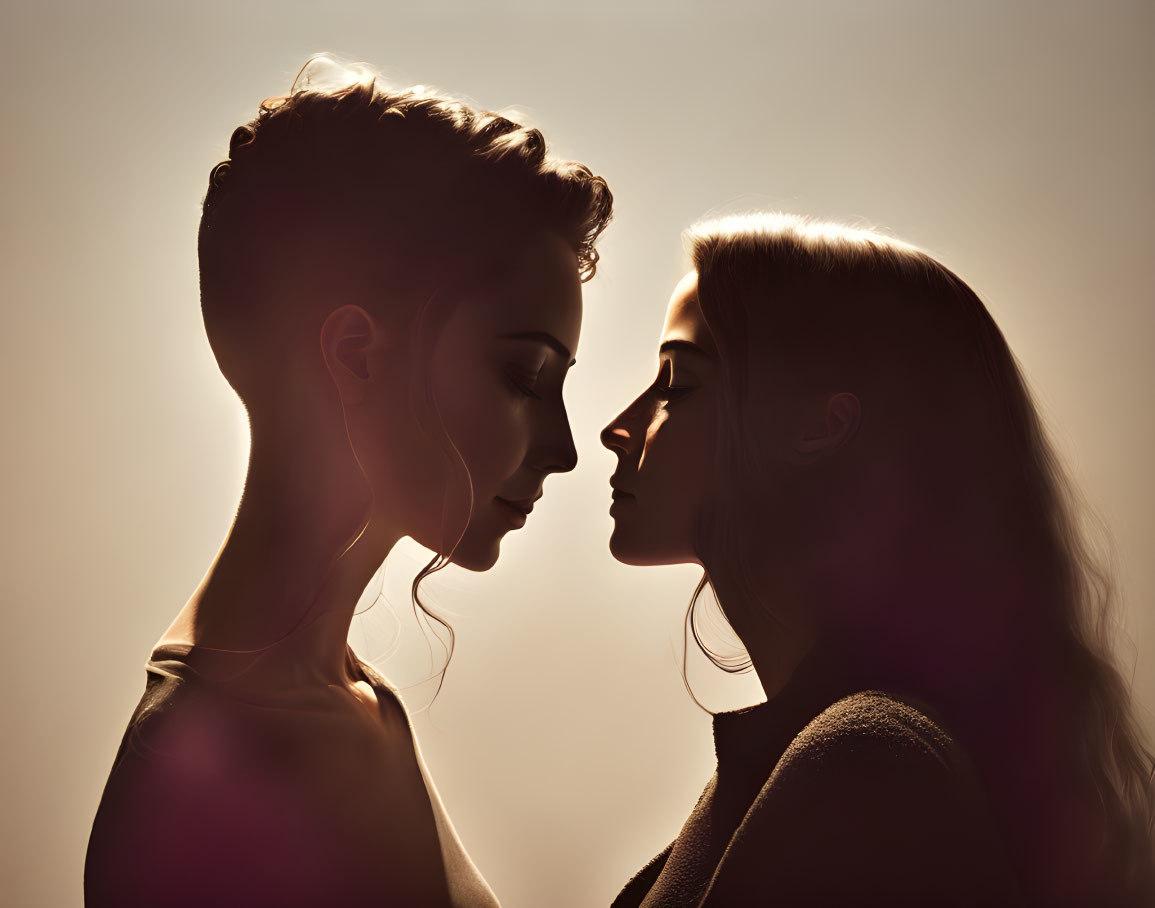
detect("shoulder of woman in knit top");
top-left (698, 690), bottom-right (1016, 905)
top-left (780, 690), bottom-right (965, 774)
top-left (761, 689), bottom-right (996, 821)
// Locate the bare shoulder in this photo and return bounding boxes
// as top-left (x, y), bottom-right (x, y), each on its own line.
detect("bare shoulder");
top-left (354, 657), bottom-right (413, 729)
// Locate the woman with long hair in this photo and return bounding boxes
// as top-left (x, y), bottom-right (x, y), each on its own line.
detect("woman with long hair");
top-left (602, 213), bottom-right (1154, 907)
top-left (84, 58), bottom-right (611, 907)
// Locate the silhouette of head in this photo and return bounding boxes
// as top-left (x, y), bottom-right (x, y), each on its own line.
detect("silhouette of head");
top-left (600, 271), bottom-right (724, 566)
top-left (199, 59), bottom-right (612, 571)
top-left (602, 212), bottom-right (1155, 898)
top-left (601, 212), bottom-right (1033, 648)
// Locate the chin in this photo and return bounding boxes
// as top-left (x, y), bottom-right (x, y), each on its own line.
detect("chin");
top-left (608, 530), bottom-right (692, 567)
top-left (446, 537), bottom-right (502, 572)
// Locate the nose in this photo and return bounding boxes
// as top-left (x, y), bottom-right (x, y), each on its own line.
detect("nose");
top-left (536, 407), bottom-right (579, 475)
top-left (600, 403), bottom-right (635, 455)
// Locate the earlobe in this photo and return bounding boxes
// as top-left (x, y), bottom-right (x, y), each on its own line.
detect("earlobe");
top-left (320, 305), bottom-right (376, 403)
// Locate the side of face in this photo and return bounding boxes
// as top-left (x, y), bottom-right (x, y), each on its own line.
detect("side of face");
top-left (600, 272), bottom-right (721, 566)
top-left (600, 266), bottom-right (865, 597)
top-left (327, 230), bottom-right (583, 570)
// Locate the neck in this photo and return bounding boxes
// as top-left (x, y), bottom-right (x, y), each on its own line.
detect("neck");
top-left (161, 417), bottom-right (398, 689)
top-left (704, 564), bottom-right (818, 702)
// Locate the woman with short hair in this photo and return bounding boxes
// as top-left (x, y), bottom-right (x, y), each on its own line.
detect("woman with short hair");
top-left (85, 58), bottom-right (612, 907)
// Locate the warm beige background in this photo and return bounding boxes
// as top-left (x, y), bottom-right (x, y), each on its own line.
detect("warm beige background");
top-left (2, 1), bottom-right (1152, 906)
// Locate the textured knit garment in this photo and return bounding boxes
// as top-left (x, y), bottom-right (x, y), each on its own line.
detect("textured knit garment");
top-left (612, 646), bottom-right (1020, 908)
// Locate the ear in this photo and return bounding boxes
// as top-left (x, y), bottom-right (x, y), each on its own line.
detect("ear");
top-left (319, 305), bottom-right (376, 405)
top-left (792, 392), bottom-right (861, 462)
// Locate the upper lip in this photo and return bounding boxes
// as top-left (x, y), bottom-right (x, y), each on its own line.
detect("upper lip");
top-left (496, 493), bottom-right (542, 514)
top-left (609, 477), bottom-right (635, 496)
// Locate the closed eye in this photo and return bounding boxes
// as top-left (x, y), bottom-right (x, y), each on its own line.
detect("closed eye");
top-left (652, 359), bottom-right (698, 405)
top-left (655, 383), bottom-right (695, 403)
top-left (506, 367), bottom-right (543, 400)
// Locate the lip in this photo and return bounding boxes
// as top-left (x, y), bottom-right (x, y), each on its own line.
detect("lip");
top-left (495, 496), bottom-right (534, 528)
top-left (497, 493), bottom-right (539, 513)
top-left (609, 477), bottom-right (636, 497)
top-left (609, 481), bottom-right (636, 514)
top-left (609, 493), bottom-right (634, 514)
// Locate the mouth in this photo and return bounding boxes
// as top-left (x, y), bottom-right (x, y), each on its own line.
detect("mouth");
top-left (495, 496), bottom-right (534, 528)
top-left (609, 474), bottom-right (635, 495)
top-left (609, 481), bottom-right (636, 512)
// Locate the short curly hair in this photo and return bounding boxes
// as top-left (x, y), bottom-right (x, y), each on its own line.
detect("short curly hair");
top-left (198, 58), bottom-right (613, 378)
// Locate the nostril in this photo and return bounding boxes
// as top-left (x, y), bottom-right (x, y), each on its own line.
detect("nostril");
top-left (601, 425), bottom-right (630, 450)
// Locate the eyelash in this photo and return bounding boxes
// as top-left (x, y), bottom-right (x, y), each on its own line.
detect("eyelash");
top-left (656, 383), bottom-right (694, 404)
top-left (507, 371), bottom-right (543, 401)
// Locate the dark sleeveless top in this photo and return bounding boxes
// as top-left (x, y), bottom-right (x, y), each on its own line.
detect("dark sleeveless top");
top-left (98, 642), bottom-right (423, 789)
top-left (84, 643), bottom-right (454, 907)
top-left (612, 644), bottom-right (1021, 907)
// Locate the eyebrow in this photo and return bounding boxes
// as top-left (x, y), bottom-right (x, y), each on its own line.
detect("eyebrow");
top-left (500, 331), bottom-right (577, 366)
top-left (659, 339), bottom-right (713, 358)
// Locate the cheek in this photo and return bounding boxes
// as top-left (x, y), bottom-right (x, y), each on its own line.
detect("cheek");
top-left (629, 400), bottom-right (717, 549)
top-left (430, 359), bottom-right (531, 499)
top-left (427, 363), bottom-right (534, 570)
top-left (345, 377), bottom-right (448, 535)
top-left (641, 404), bottom-right (716, 495)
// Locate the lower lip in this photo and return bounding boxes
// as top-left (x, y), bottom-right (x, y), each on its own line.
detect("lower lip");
top-left (495, 498), bottom-right (528, 528)
top-left (610, 492), bottom-right (635, 512)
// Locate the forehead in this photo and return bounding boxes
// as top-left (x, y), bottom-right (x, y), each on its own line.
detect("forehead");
top-left (445, 230), bottom-right (583, 353)
top-left (661, 271), bottom-right (716, 355)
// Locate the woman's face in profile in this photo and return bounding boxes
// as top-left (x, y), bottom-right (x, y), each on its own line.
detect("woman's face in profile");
top-left (356, 230), bottom-right (583, 571)
top-left (601, 271), bottom-right (720, 566)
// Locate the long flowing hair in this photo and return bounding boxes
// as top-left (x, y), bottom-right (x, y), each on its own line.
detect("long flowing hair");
top-left (681, 212), bottom-right (1154, 899)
